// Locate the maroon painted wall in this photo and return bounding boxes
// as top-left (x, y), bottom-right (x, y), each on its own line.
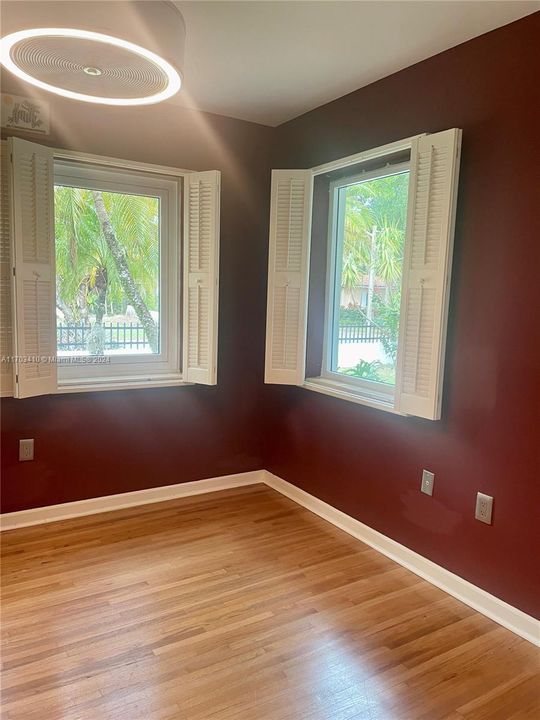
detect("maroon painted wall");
top-left (0, 80), bottom-right (273, 512)
top-left (263, 14), bottom-right (540, 618)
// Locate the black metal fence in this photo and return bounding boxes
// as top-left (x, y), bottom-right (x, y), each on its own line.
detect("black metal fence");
top-left (338, 323), bottom-right (385, 344)
top-left (57, 323), bottom-right (149, 352)
top-left (59, 322), bottom-right (381, 351)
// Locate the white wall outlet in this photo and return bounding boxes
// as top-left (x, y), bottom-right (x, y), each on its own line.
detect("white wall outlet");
top-left (421, 469), bottom-right (434, 496)
top-left (475, 492), bottom-right (493, 524)
top-left (19, 439), bottom-right (34, 462)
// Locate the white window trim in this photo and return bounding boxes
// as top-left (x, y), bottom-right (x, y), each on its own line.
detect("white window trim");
top-left (266, 130), bottom-right (462, 420)
top-left (4, 141), bottom-right (221, 397)
top-left (54, 159), bottom-right (181, 387)
top-left (52, 148), bottom-right (193, 178)
top-left (314, 160), bottom-right (411, 408)
top-left (56, 374), bottom-right (190, 394)
top-left (310, 137), bottom-right (425, 416)
top-left (310, 135), bottom-right (424, 177)
top-left (303, 376), bottom-right (403, 415)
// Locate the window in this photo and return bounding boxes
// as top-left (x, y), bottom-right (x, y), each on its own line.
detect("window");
top-left (1, 137), bottom-right (221, 398)
top-left (54, 160), bottom-right (180, 384)
top-left (265, 130), bottom-right (462, 420)
top-left (324, 164), bottom-right (410, 400)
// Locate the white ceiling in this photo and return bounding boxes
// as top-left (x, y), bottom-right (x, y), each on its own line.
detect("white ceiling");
top-left (174, 1), bottom-right (539, 126)
top-left (1, 1), bottom-right (538, 126)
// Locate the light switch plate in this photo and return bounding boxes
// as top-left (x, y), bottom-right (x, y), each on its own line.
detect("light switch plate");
top-left (421, 469), bottom-right (434, 496)
top-left (19, 439), bottom-right (34, 461)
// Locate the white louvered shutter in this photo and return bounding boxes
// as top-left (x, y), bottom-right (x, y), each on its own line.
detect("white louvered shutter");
top-left (1, 142), bottom-right (14, 396)
top-left (395, 129), bottom-right (462, 420)
top-left (183, 170), bottom-right (220, 385)
top-left (265, 170), bottom-right (312, 384)
top-left (9, 137), bottom-right (56, 398)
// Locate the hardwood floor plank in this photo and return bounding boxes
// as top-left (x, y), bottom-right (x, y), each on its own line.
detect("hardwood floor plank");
top-left (1, 485), bottom-right (538, 719)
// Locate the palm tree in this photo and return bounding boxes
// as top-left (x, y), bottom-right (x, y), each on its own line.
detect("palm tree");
top-left (54, 186), bottom-right (160, 354)
top-left (340, 171), bottom-right (408, 319)
top-left (336, 171), bottom-right (409, 382)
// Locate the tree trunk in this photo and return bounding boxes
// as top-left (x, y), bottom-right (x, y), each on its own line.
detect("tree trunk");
top-left (366, 225), bottom-right (377, 322)
top-left (56, 297), bottom-right (75, 324)
top-left (87, 266), bottom-right (107, 355)
top-left (91, 191), bottom-right (158, 353)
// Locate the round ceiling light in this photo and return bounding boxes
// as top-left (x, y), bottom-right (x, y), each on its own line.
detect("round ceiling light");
top-left (0, 27), bottom-right (182, 106)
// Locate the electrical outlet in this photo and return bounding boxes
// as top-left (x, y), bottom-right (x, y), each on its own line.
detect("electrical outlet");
top-left (19, 439), bottom-right (34, 462)
top-left (421, 469), bottom-right (435, 496)
top-left (475, 492), bottom-right (493, 524)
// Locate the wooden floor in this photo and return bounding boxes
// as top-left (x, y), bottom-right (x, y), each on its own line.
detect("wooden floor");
top-left (1, 486), bottom-right (539, 720)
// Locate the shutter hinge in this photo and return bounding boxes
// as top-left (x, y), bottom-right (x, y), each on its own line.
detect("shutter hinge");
top-left (12, 267), bottom-right (15, 277)
top-left (15, 373), bottom-right (19, 384)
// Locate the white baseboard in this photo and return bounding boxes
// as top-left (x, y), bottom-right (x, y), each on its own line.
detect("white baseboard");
top-left (263, 471), bottom-right (540, 647)
top-left (0, 470), bottom-right (264, 531)
top-left (1, 467), bottom-right (537, 646)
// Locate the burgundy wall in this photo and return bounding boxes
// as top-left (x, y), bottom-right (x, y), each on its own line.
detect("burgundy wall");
top-left (0, 80), bottom-right (273, 512)
top-left (264, 14), bottom-right (540, 618)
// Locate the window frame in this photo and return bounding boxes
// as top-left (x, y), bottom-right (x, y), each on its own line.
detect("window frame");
top-left (264, 130), bottom-right (462, 420)
top-left (4, 138), bottom-right (221, 398)
top-left (319, 160), bottom-right (411, 405)
top-left (54, 159), bottom-right (181, 386)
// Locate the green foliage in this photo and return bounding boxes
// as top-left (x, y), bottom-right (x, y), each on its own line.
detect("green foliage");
top-left (339, 306), bottom-right (366, 325)
top-left (372, 292), bottom-right (401, 363)
top-left (54, 186), bottom-right (159, 322)
top-left (341, 171), bottom-right (408, 296)
top-left (340, 358), bottom-right (396, 385)
top-left (337, 172), bottom-right (408, 372)
top-left (340, 359), bottom-right (384, 381)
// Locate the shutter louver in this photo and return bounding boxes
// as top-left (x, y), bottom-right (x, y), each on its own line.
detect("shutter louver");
top-left (265, 170), bottom-right (312, 384)
top-left (1, 142), bottom-right (13, 396)
top-left (9, 137), bottom-right (56, 398)
top-left (395, 129), bottom-right (462, 419)
top-left (183, 170), bottom-right (220, 385)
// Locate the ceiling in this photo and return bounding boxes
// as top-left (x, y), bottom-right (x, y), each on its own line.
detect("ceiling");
top-left (174, 1), bottom-right (538, 126)
top-left (1, 1), bottom-right (538, 126)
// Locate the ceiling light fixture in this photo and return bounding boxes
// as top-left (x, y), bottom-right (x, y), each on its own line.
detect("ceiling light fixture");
top-left (0, 28), bottom-right (182, 106)
top-left (0, 1), bottom-right (185, 106)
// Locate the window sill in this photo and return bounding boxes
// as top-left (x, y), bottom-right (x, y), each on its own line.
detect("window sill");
top-left (303, 377), bottom-right (405, 415)
top-left (57, 374), bottom-right (190, 394)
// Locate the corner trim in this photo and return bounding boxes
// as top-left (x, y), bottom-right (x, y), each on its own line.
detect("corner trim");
top-left (0, 470), bottom-right (264, 531)
top-left (263, 471), bottom-right (540, 647)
